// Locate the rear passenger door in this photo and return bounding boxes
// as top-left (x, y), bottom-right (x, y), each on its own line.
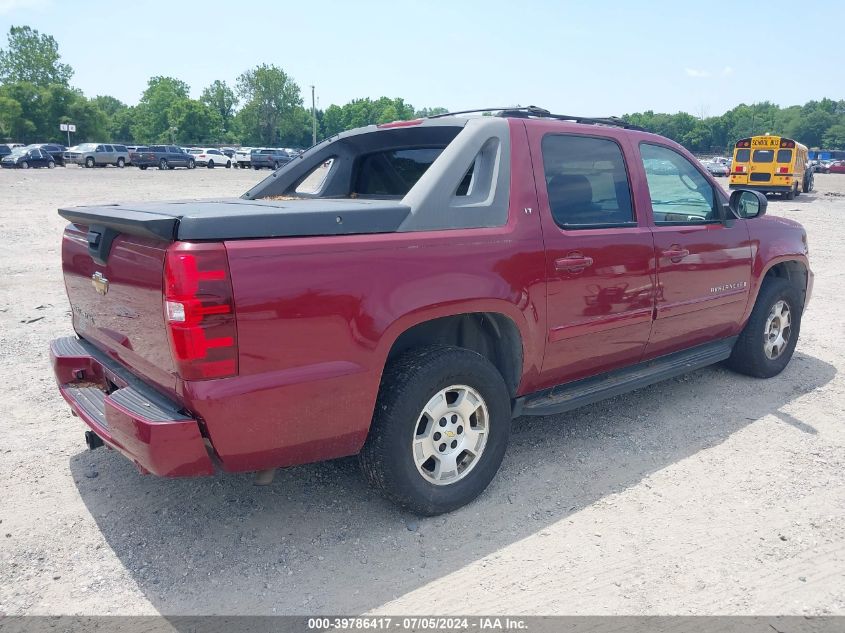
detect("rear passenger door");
top-left (636, 142), bottom-right (752, 359)
top-left (527, 126), bottom-right (656, 387)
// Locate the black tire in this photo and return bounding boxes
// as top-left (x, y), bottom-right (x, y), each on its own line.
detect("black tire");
top-left (273, 161), bottom-right (280, 170)
top-left (116, 157), bottom-right (125, 168)
top-left (85, 157), bottom-right (95, 168)
top-left (20, 161), bottom-right (29, 169)
top-left (359, 345), bottom-right (511, 515)
top-left (139, 165), bottom-right (148, 170)
top-left (225, 160), bottom-right (231, 169)
top-left (726, 277), bottom-right (802, 378)
top-left (253, 165), bottom-right (260, 170)
top-left (47, 161), bottom-right (55, 169)
top-left (207, 160), bottom-right (214, 169)
top-left (187, 159), bottom-right (195, 169)
top-left (159, 158), bottom-right (167, 170)
top-left (802, 174), bottom-right (812, 193)
top-left (785, 185), bottom-right (796, 200)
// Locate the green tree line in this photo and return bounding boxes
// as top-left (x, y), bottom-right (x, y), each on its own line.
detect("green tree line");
top-left (0, 25), bottom-right (446, 147)
top-left (624, 99), bottom-right (845, 154)
top-left (1, 25), bottom-right (843, 150)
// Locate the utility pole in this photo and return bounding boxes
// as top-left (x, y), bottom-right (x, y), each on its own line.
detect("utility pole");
top-left (310, 85), bottom-right (317, 146)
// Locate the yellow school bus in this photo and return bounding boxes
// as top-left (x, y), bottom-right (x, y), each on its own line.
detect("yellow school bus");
top-left (729, 134), bottom-right (812, 199)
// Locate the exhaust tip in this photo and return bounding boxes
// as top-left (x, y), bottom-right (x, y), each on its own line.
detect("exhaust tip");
top-left (85, 430), bottom-right (104, 450)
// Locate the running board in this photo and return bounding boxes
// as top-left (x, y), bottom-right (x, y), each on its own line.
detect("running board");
top-left (513, 337), bottom-right (737, 417)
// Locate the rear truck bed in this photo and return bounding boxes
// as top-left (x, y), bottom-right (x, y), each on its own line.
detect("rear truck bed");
top-left (54, 198), bottom-right (420, 477)
top-left (52, 116), bottom-right (536, 480)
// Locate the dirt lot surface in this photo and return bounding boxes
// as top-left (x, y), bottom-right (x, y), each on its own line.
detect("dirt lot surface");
top-left (0, 166), bottom-right (843, 616)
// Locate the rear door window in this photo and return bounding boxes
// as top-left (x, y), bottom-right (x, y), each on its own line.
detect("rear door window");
top-left (752, 150), bottom-right (774, 163)
top-left (541, 134), bottom-right (634, 228)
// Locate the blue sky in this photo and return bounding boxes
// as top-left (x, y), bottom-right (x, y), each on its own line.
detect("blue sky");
top-left (1, 0), bottom-right (842, 116)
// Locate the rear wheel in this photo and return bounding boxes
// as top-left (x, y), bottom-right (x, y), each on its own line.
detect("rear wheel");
top-left (139, 165), bottom-right (148, 170)
top-left (785, 184), bottom-right (796, 200)
top-left (727, 277), bottom-right (802, 378)
top-left (359, 345), bottom-right (511, 515)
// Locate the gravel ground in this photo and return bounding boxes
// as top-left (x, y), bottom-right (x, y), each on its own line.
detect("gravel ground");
top-left (0, 166), bottom-right (843, 616)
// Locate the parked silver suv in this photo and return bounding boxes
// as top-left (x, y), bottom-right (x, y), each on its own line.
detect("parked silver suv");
top-left (64, 143), bottom-right (130, 168)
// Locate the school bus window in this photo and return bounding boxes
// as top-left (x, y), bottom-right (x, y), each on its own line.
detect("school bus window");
top-left (735, 149), bottom-right (750, 162)
top-left (777, 149), bottom-right (792, 163)
top-left (753, 150), bottom-right (774, 163)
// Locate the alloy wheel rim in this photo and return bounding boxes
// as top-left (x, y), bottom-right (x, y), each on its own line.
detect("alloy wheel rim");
top-left (412, 384), bottom-right (489, 486)
top-left (763, 300), bottom-right (792, 360)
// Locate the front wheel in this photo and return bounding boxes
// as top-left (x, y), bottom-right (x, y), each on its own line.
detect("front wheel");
top-left (47, 161), bottom-right (55, 169)
top-left (85, 157), bottom-right (95, 168)
top-left (159, 158), bottom-right (168, 170)
top-left (726, 277), bottom-right (802, 378)
top-left (207, 160), bottom-right (214, 169)
top-left (359, 345), bottom-right (511, 515)
top-left (139, 165), bottom-right (148, 170)
top-left (225, 160), bottom-right (231, 169)
top-left (116, 157), bottom-right (125, 168)
top-left (20, 161), bottom-right (29, 169)
top-left (803, 175), bottom-right (813, 193)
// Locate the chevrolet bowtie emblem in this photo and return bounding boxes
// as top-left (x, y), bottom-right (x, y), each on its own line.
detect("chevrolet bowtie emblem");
top-left (445, 431), bottom-right (456, 438)
top-left (92, 271), bottom-right (109, 296)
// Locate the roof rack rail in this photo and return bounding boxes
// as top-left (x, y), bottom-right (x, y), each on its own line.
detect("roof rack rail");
top-left (427, 105), bottom-right (643, 130)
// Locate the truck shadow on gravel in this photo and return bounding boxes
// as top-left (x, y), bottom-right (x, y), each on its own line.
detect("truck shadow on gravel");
top-left (70, 352), bottom-right (835, 616)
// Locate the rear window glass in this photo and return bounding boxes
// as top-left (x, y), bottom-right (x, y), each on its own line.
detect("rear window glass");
top-left (777, 149), bottom-right (793, 163)
top-left (734, 149), bottom-right (751, 162)
top-left (355, 147), bottom-right (444, 196)
top-left (753, 150), bottom-right (774, 163)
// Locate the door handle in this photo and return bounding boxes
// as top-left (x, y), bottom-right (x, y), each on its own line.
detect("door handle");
top-left (663, 247), bottom-right (690, 262)
top-left (555, 255), bottom-right (594, 272)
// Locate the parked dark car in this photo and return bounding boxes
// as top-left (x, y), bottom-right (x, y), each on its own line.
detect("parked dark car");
top-left (0, 144), bottom-right (11, 159)
top-left (2, 146), bottom-right (56, 169)
top-left (130, 145), bottom-right (196, 170)
top-left (27, 143), bottom-right (66, 166)
top-left (251, 148), bottom-right (294, 170)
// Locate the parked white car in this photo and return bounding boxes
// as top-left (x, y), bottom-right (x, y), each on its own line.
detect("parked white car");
top-left (235, 147), bottom-right (254, 169)
top-left (188, 148), bottom-right (232, 169)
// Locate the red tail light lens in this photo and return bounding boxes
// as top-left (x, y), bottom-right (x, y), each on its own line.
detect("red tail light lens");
top-left (735, 165), bottom-right (745, 173)
top-left (164, 242), bottom-right (238, 380)
top-left (778, 167), bottom-right (789, 174)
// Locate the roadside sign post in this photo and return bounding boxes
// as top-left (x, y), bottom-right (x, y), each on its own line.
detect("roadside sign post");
top-left (59, 122), bottom-right (76, 147)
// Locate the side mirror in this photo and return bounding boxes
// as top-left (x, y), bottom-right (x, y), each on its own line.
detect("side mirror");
top-left (729, 189), bottom-right (768, 219)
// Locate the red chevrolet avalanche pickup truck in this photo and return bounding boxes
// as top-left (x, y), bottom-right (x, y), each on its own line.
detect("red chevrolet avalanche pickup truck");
top-left (51, 107), bottom-right (812, 515)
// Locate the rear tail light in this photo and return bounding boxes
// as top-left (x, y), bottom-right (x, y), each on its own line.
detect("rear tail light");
top-left (735, 165), bottom-right (745, 173)
top-left (164, 242), bottom-right (238, 380)
top-left (778, 167), bottom-right (789, 174)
